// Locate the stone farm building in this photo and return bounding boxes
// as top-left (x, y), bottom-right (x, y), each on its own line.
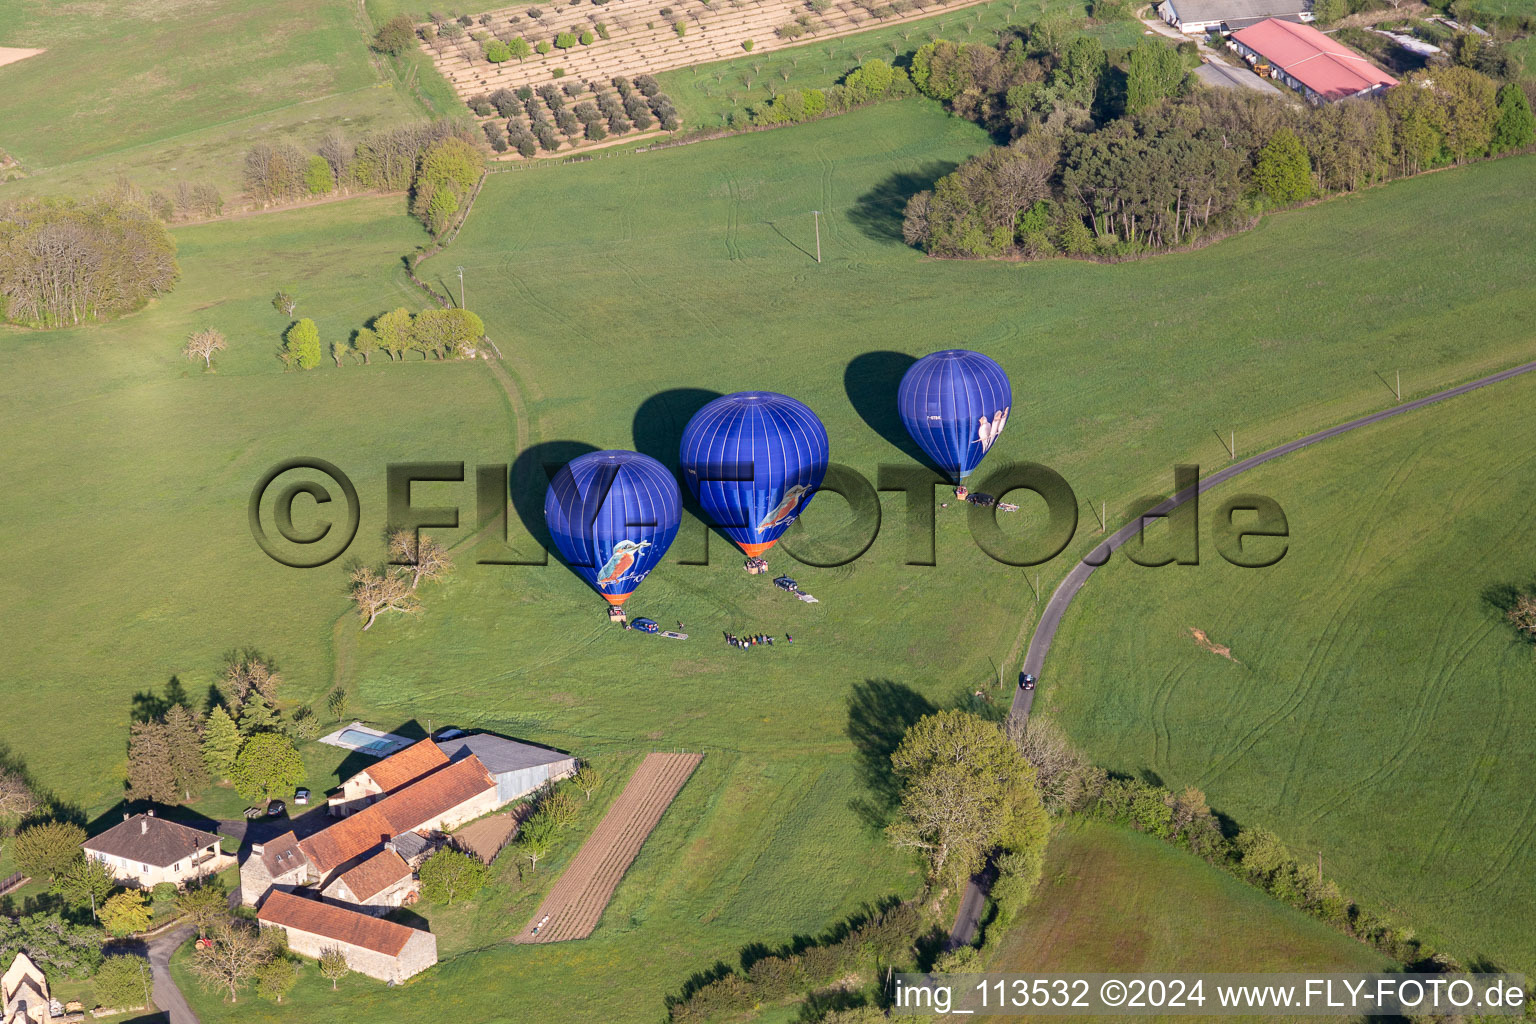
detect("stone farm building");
top-left (1158, 0), bottom-right (1312, 34)
top-left (1230, 18), bottom-right (1398, 102)
top-left (3, 953), bottom-right (49, 1024)
top-left (242, 734), bottom-right (574, 908)
top-left (257, 890), bottom-right (437, 984)
top-left (82, 812), bottom-right (232, 889)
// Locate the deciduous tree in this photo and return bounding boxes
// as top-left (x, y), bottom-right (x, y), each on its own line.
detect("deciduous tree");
top-left (388, 530), bottom-right (453, 590)
top-left (282, 318), bottom-right (322, 370)
top-left (572, 763), bottom-right (604, 800)
top-left (372, 307), bottom-right (415, 361)
top-left (417, 847), bottom-right (488, 905)
top-left (50, 856), bottom-right (114, 919)
top-left (319, 946), bottom-right (350, 989)
top-left (100, 890), bottom-right (152, 937)
top-left (93, 954), bottom-right (153, 1012)
top-left (1253, 127), bottom-right (1314, 206)
top-left (175, 882), bottom-right (229, 939)
top-left (372, 14), bottom-right (418, 55)
top-left (190, 919), bottom-right (272, 1003)
top-left (255, 957), bottom-right (298, 1003)
top-left (349, 566), bottom-right (421, 630)
top-left (183, 328), bottom-right (227, 370)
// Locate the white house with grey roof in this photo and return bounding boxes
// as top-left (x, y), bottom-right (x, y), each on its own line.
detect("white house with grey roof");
top-left (1159, 0), bottom-right (1312, 34)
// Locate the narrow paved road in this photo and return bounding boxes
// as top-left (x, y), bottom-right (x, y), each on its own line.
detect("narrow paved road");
top-left (147, 924), bottom-right (199, 1024)
top-left (948, 357), bottom-right (1536, 948)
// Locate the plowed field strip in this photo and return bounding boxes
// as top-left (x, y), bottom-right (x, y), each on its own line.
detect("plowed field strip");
top-left (517, 752), bottom-right (702, 942)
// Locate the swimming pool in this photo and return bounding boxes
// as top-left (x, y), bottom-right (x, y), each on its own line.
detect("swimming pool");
top-left (337, 728), bottom-right (400, 753)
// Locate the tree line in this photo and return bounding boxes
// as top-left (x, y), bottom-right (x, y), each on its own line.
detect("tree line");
top-left (243, 122), bottom-right (485, 236)
top-left (275, 304), bottom-right (487, 372)
top-left (0, 188), bottom-right (179, 328)
top-left (898, 25), bottom-right (1535, 259)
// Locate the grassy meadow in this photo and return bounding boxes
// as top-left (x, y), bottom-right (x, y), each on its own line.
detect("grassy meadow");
top-left (1044, 366), bottom-right (1536, 971)
top-left (653, 0), bottom-right (1147, 128)
top-left (0, 0), bottom-right (430, 196)
top-left (985, 821), bottom-right (1393, 1023)
top-left (1, 94), bottom-right (1535, 1022)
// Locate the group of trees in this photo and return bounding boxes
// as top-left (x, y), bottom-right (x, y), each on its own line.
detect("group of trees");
top-left (187, 914), bottom-right (351, 1002)
top-left (124, 654), bottom-right (311, 810)
top-left (0, 190), bottom-right (179, 328)
top-left (349, 530), bottom-right (454, 631)
top-left (282, 305), bottom-right (486, 371)
top-left (900, 21), bottom-right (1533, 259)
top-left (740, 57), bottom-right (909, 128)
top-left (242, 122), bottom-right (484, 235)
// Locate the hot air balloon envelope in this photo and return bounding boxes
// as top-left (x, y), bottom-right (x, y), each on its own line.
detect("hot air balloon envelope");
top-left (679, 391), bottom-right (830, 558)
top-left (896, 350), bottom-right (1012, 482)
top-left (544, 450), bottom-right (680, 605)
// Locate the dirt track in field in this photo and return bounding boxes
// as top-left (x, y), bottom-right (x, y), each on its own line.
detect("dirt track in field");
top-left (516, 752), bottom-right (701, 943)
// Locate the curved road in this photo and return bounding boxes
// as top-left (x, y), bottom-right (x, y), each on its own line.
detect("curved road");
top-left (950, 356), bottom-right (1536, 948)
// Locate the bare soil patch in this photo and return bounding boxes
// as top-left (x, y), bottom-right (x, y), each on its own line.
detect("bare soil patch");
top-left (1189, 627), bottom-right (1239, 663)
top-left (516, 752), bottom-right (701, 942)
top-left (0, 47), bottom-right (44, 69)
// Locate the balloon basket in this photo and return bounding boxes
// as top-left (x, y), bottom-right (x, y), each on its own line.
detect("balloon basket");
top-left (607, 606), bottom-right (627, 624)
top-left (954, 485), bottom-right (969, 500)
top-left (744, 557), bottom-right (770, 575)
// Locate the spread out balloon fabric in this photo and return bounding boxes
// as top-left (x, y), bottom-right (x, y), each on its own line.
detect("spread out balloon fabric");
top-left (679, 391), bottom-right (830, 558)
top-left (896, 350), bottom-right (1012, 482)
top-left (544, 450), bottom-right (680, 606)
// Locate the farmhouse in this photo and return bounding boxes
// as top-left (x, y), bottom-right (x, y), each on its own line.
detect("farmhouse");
top-left (257, 890), bottom-right (437, 984)
top-left (82, 812), bottom-right (231, 889)
top-left (1159, 0), bottom-right (1313, 34)
top-left (321, 849), bottom-right (417, 915)
top-left (1230, 18), bottom-right (1398, 102)
top-left (2, 953), bottom-right (49, 1024)
top-left (242, 735), bottom-right (574, 906)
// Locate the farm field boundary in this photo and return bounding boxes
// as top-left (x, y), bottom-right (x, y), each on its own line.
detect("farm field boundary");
top-left (426, 0), bottom-right (999, 98)
top-left (517, 752), bottom-right (703, 942)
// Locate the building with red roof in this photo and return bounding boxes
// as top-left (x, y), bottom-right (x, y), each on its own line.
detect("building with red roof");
top-left (258, 890), bottom-right (437, 983)
top-left (1230, 18), bottom-right (1398, 103)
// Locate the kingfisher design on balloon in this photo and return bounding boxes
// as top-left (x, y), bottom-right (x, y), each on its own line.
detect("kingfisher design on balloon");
top-left (543, 451), bottom-right (680, 606)
top-left (896, 349), bottom-right (1013, 483)
top-left (679, 391), bottom-right (830, 559)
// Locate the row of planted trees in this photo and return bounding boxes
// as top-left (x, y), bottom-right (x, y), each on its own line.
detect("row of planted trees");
top-left (279, 306), bottom-right (487, 370)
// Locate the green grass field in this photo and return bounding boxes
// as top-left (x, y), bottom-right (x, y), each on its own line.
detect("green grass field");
top-left (0, 0), bottom-right (430, 196)
top-left (1043, 367), bottom-right (1536, 971)
top-left (985, 821), bottom-right (1392, 1022)
top-left (4, 96), bottom-right (1536, 1022)
top-left (654, 1), bottom-right (1146, 128)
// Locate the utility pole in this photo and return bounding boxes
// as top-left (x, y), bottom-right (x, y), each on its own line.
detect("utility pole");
top-left (811, 210), bottom-right (821, 264)
top-left (1231, 429), bottom-right (1236, 461)
top-left (1396, 370), bottom-right (1401, 402)
top-left (1317, 850), bottom-right (1323, 883)
top-left (457, 266), bottom-right (465, 309)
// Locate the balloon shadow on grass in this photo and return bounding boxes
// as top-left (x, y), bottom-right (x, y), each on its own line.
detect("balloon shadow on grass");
top-left (633, 388), bottom-right (723, 566)
top-left (509, 440), bottom-right (601, 558)
top-left (844, 350), bottom-right (946, 475)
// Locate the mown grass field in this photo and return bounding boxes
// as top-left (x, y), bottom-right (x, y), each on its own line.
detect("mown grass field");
top-left (1044, 366), bottom-right (1536, 972)
top-left (0, 0), bottom-right (429, 196)
top-left (986, 821), bottom-right (1393, 1023)
top-left (3, 96), bottom-right (1535, 1022)
top-left (653, 0), bottom-right (1146, 127)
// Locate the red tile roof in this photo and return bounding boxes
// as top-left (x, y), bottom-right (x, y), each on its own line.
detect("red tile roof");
top-left (300, 755), bottom-right (495, 875)
top-left (258, 890), bottom-right (417, 956)
top-left (1231, 19), bottom-right (1397, 100)
top-left (332, 849), bottom-right (412, 902)
top-left (360, 739), bottom-right (449, 794)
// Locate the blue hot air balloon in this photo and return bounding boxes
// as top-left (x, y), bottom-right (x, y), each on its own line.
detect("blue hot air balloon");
top-left (544, 450), bottom-right (680, 606)
top-left (897, 350), bottom-right (1013, 483)
top-left (679, 392), bottom-right (830, 558)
